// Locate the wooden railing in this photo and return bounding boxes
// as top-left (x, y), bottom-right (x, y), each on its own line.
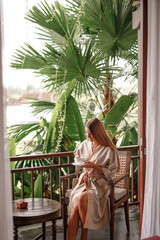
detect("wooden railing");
top-left (10, 145), bottom-right (140, 206)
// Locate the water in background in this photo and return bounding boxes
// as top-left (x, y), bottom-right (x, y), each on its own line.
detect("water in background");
top-left (6, 105), bottom-right (52, 127)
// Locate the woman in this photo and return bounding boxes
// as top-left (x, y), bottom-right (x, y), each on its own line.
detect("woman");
top-left (68, 117), bottom-right (119, 240)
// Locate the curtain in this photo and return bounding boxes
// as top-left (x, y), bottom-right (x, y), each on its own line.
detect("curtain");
top-left (141, 0), bottom-right (160, 238)
top-left (0, 0), bottom-right (13, 239)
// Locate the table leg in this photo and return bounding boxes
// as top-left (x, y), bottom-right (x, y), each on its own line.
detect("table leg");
top-left (13, 225), bottom-right (18, 240)
top-left (52, 219), bottom-right (56, 240)
top-left (42, 222), bottom-right (46, 240)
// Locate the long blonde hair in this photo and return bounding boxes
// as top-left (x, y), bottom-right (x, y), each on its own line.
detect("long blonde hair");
top-left (86, 117), bottom-right (120, 171)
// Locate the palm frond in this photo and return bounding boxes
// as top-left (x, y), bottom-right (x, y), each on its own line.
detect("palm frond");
top-left (26, 1), bottom-right (80, 45)
top-left (38, 40), bottom-right (116, 95)
top-left (10, 43), bottom-right (47, 69)
top-left (24, 97), bottom-right (56, 115)
top-left (8, 122), bottom-right (42, 143)
top-left (70, 0), bottom-right (137, 57)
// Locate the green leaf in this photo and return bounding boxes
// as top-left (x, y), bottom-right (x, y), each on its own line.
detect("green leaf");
top-left (25, 97), bottom-right (56, 115)
top-left (105, 126), bottom-right (117, 139)
top-left (130, 127), bottom-right (138, 145)
top-left (8, 123), bottom-right (41, 143)
top-left (9, 137), bottom-right (16, 157)
top-left (104, 95), bottom-right (135, 138)
top-left (10, 43), bottom-right (47, 69)
top-left (120, 127), bottom-right (138, 172)
top-left (26, 0), bottom-right (78, 42)
top-left (9, 138), bottom-right (16, 183)
top-left (33, 174), bottom-right (42, 198)
top-left (66, 96), bottom-right (85, 141)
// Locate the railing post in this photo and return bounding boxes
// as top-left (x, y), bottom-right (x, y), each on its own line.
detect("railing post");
top-left (131, 159), bottom-right (134, 204)
top-left (12, 172), bottom-right (14, 200)
top-left (50, 169), bottom-right (53, 199)
top-left (59, 157), bottom-right (62, 203)
top-left (31, 171), bottom-right (34, 198)
top-left (41, 170), bottom-right (43, 198)
top-left (21, 172), bottom-right (24, 199)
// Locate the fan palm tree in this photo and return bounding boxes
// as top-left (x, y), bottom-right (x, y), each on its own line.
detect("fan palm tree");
top-left (66, 0), bottom-right (138, 110)
top-left (10, 0), bottom-right (138, 153)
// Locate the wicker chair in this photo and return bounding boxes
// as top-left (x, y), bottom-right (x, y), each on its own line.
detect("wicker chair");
top-left (60, 151), bottom-right (131, 240)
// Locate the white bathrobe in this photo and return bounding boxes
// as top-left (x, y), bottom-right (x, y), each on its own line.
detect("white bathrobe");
top-left (69, 139), bottom-right (118, 229)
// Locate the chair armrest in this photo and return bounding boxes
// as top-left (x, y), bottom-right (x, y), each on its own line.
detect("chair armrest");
top-left (112, 173), bottom-right (129, 185)
top-left (60, 172), bottom-right (82, 198)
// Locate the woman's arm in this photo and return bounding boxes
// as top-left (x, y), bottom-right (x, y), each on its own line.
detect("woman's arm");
top-left (102, 152), bottom-right (118, 180)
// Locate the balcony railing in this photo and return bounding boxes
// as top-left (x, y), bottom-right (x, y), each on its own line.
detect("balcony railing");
top-left (10, 145), bottom-right (140, 208)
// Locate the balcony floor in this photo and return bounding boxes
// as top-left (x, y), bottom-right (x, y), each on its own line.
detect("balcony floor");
top-left (18, 205), bottom-right (139, 240)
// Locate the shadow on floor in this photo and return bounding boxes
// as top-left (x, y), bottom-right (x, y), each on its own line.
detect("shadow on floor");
top-left (18, 205), bottom-right (140, 240)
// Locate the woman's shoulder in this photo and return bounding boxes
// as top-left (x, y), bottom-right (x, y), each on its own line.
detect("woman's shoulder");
top-left (99, 145), bottom-right (111, 151)
top-left (99, 145), bottom-right (115, 155)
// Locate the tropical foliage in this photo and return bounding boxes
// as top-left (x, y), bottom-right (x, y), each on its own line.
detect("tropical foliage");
top-left (9, 0), bottom-right (138, 158)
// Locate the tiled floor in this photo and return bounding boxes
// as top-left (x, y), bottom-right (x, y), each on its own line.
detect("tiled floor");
top-left (18, 205), bottom-right (140, 240)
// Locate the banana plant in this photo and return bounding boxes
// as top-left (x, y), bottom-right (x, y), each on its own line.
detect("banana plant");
top-left (66, 96), bottom-right (86, 141)
top-left (46, 79), bottom-right (85, 153)
top-left (103, 94), bottom-right (136, 139)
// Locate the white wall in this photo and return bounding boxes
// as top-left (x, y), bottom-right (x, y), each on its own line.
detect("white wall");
top-left (0, 0), bottom-right (13, 239)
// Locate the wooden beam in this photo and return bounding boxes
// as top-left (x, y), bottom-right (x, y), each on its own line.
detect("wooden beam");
top-left (139, 0), bottom-right (148, 235)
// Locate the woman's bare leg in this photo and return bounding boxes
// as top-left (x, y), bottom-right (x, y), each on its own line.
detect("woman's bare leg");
top-left (68, 198), bottom-right (79, 240)
top-left (80, 228), bottom-right (88, 240)
top-left (78, 191), bottom-right (88, 240)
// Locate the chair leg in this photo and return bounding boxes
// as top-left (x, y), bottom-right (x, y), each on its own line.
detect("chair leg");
top-left (62, 202), bottom-right (67, 240)
top-left (110, 209), bottom-right (115, 240)
top-left (124, 200), bottom-right (130, 232)
top-left (42, 222), bottom-right (46, 240)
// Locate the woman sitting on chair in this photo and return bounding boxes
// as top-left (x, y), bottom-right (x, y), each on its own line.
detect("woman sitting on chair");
top-left (68, 117), bottom-right (120, 240)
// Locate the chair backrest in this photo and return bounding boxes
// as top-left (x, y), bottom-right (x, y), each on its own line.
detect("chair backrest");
top-left (113, 151), bottom-right (131, 189)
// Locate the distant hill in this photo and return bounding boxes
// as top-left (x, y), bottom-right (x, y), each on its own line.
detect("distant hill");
top-left (6, 86), bottom-right (53, 106)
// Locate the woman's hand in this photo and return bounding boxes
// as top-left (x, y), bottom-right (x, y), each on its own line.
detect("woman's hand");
top-left (82, 161), bottom-right (103, 174)
top-left (82, 172), bottom-right (91, 187)
top-left (83, 174), bottom-right (88, 183)
top-left (82, 161), bottom-right (96, 169)
top-left (79, 172), bottom-right (88, 184)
